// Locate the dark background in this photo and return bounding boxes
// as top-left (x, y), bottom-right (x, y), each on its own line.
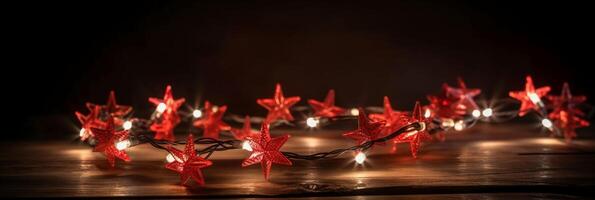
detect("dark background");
top-left (7, 1), bottom-right (594, 139)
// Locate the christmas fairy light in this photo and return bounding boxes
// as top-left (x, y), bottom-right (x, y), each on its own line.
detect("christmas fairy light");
top-left (242, 141), bottom-right (253, 151)
top-left (115, 140), bottom-right (131, 151)
top-left (472, 109), bottom-right (481, 118)
top-left (350, 108), bottom-right (359, 116)
top-left (355, 152), bottom-right (366, 164)
top-left (192, 109), bottom-right (202, 118)
top-left (156, 103), bottom-right (167, 113)
top-left (482, 108), bottom-right (493, 117)
top-left (73, 77), bottom-right (590, 186)
top-left (306, 117), bottom-right (319, 128)
top-left (123, 120), bottom-right (132, 130)
top-left (541, 118), bottom-right (553, 129)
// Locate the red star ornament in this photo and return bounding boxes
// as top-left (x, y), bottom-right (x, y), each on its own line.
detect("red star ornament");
top-left (87, 90), bottom-right (133, 118)
top-left (393, 102), bottom-right (432, 158)
top-left (257, 83), bottom-right (300, 123)
top-left (231, 116), bottom-right (260, 140)
top-left (149, 85), bottom-right (186, 141)
top-left (165, 134), bottom-right (213, 186)
top-left (509, 76), bottom-right (551, 116)
top-left (308, 89), bottom-right (346, 118)
top-left (427, 78), bottom-right (480, 119)
top-left (547, 83), bottom-right (589, 142)
top-left (91, 117), bottom-right (130, 167)
top-left (369, 96), bottom-right (410, 136)
top-left (193, 101), bottom-right (231, 139)
top-left (547, 82), bottom-right (587, 116)
top-left (343, 108), bottom-right (386, 146)
top-left (75, 105), bottom-right (106, 141)
top-left (242, 123), bottom-right (292, 180)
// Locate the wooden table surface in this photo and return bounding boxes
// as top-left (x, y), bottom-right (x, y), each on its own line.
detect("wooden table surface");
top-left (1, 123), bottom-right (594, 199)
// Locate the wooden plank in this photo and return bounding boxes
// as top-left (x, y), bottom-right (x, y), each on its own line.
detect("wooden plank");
top-left (0, 124), bottom-right (594, 198)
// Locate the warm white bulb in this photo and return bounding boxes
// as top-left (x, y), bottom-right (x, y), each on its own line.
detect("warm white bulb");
top-left (242, 140), bottom-right (253, 151)
top-left (306, 117), bottom-right (319, 128)
top-left (115, 140), bottom-right (131, 151)
top-left (441, 119), bottom-right (454, 128)
top-left (212, 106), bottom-right (218, 112)
top-left (156, 103), bottom-right (167, 113)
top-left (192, 109), bottom-right (202, 118)
top-left (424, 109), bottom-right (431, 118)
top-left (454, 120), bottom-right (465, 131)
top-left (350, 108), bottom-right (359, 116)
top-left (166, 154), bottom-right (175, 163)
top-left (542, 118), bottom-right (553, 129)
top-left (355, 152), bottom-right (366, 164)
top-left (472, 109), bottom-right (481, 118)
top-left (528, 93), bottom-right (541, 104)
top-left (123, 121), bottom-right (132, 130)
top-left (482, 108), bottom-right (493, 117)
top-left (79, 128), bottom-right (86, 137)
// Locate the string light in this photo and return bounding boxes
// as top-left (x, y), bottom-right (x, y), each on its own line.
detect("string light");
top-left (192, 109), bottom-right (202, 118)
top-left (350, 108), bottom-right (359, 116)
top-left (472, 109), bottom-right (481, 118)
top-left (306, 117), bottom-right (319, 128)
top-left (424, 108), bottom-right (431, 118)
top-left (454, 120), bottom-right (465, 131)
top-left (242, 141), bottom-right (253, 151)
top-left (355, 152), bottom-right (366, 164)
top-left (528, 92), bottom-right (541, 104)
top-left (441, 119), bottom-right (454, 128)
top-left (482, 108), bottom-right (493, 117)
top-left (115, 140), bottom-right (131, 151)
top-left (122, 121), bottom-right (132, 130)
top-left (79, 128), bottom-right (86, 137)
top-left (156, 103), bottom-right (167, 113)
top-left (541, 118), bottom-right (553, 129)
top-left (166, 154), bottom-right (175, 163)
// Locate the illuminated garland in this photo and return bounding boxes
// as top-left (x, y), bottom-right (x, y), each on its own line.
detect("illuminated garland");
top-left (74, 75), bottom-right (590, 186)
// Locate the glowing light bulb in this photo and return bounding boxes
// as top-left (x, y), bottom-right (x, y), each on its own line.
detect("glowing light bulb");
top-left (156, 103), bottom-right (167, 113)
top-left (482, 108), bottom-right (493, 117)
top-left (350, 108), bottom-right (359, 116)
top-left (441, 119), bottom-right (454, 128)
top-left (454, 120), bottom-right (465, 131)
top-left (242, 141), bottom-right (253, 151)
top-left (79, 128), bottom-right (86, 137)
top-left (212, 106), bottom-right (218, 112)
top-left (306, 117), bottom-right (319, 128)
top-left (528, 92), bottom-right (541, 104)
top-left (541, 118), bottom-right (553, 129)
top-left (192, 109), bottom-right (202, 118)
top-left (166, 154), bottom-right (176, 163)
top-left (355, 152), bottom-right (366, 164)
top-left (424, 108), bottom-right (431, 118)
top-left (115, 140), bottom-right (131, 151)
top-left (122, 121), bottom-right (132, 130)
top-left (472, 109), bottom-right (481, 118)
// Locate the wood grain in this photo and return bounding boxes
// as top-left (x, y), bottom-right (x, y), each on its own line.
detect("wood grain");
top-left (1, 123), bottom-right (594, 198)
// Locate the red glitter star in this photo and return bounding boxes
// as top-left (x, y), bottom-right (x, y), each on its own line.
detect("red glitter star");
top-left (547, 83), bottom-right (590, 142)
top-left (369, 96), bottom-right (409, 136)
top-left (308, 89), bottom-right (346, 118)
top-left (427, 78), bottom-right (480, 119)
top-left (193, 101), bottom-right (231, 139)
top-left (343, 108), bottom-right (386, 145)
top-left (242, 123), bottom-right (292, 180)
top-left (509, 76), bottom-right (551, 116)
top-left (149, 85), bottom-right (186, 141)
top-left (231, 116), bottom-right (260, 140)
top-left (393, 102), bottom-right (432, 158)
top-left (75, 105), bottom-right (106, 141)
top-left (91, 117), bottom-right (130, 167)
top-left (165, 134), bottom-right (213, 186)
top-left (257, 83), bottom-right (301, 123)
